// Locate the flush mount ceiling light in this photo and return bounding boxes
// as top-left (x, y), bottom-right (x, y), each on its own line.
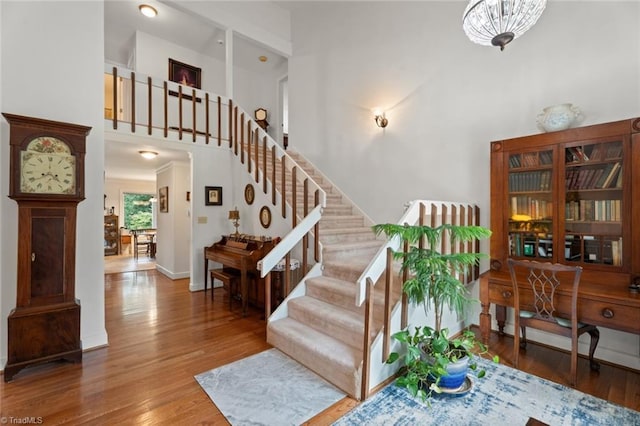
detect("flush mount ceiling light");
top-left (462, 0), bottom-right (547, 51)
top-left (139, 4), bottom-right (158, 18)
top-left (139, 150), bottom-right (158, 159)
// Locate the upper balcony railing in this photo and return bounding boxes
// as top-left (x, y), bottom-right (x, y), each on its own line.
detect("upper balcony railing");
top-left (104, 64), bottom-right (327, 317)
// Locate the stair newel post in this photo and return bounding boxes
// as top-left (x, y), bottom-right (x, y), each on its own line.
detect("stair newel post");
top-left (247, 125), bottom-right (252, 173)
top-left (291, 167), bottom-right (298, 227)
top-left (163, 81), bottom-right (168, 138)
top-left (178, 85), bottom-right (183, 140)
top-left (383, 247), bottom-right (393, 362)
top-left (239, 112), bottom-right (244, 157)
top-left (254, 128), bottom-right (260, 183)
top-left (361, 277), bottom-right (375, 401)
top-left (131, 71), bottom-right (136, 133)
top-left (233, 106), bottom-right (238, 151)
top-left (264, 271), bottom-right (272, 319)
top-left (228, 99), bottom-right (233, 148)
top-left (473, 205), bottom-right (480, 281)
top-left (262, 136), bottom-right (268, 194)
top-left (217, 96), bottom-right (221, 146)
top-left (147, 76), bottom-right (152, 136)
top-left (284, 252), bottom-right (291, 299)
top-left (281, 155), bottom-right (287, 219)
top-left (302, 178), bottom-right (309, 273)
top-left (271, 148), bottom-right (277, 205)
top-left (243, 120), bottom-right (250, 164)
top-left (401, 237), bottom-right (409, 329)
top-left (112, 67), bottom-right (118, 130)
top-left (314, 190), bottom-right (320, 262)
top-left (205, 93), bottom-right (210, 144)
top-left (192, 88), bottom-right (197, 143)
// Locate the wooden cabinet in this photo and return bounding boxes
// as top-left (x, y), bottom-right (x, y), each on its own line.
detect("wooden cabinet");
top-left (104, 214), bottom-right (119, 256)
top-left (480, 118), bottom-right (640, 342)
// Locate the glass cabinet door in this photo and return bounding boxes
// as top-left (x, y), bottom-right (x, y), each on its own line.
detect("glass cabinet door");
top-left (563, 140), bottom-right (623, 267)
top-left (507, 149), bottom-right (554, 260)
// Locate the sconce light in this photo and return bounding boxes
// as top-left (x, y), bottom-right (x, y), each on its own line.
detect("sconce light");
top-left (374, 113), bottom-right (388, 128)
top-left (138, 4), bottom-right (158, 18)
top-left (228, 207), bottom-right (240, 237)
top-left (139, 150), bottom-right (158, 160)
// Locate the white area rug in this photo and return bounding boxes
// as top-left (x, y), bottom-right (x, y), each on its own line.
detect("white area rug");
top-left (195, 348), bottom-right (345, 425)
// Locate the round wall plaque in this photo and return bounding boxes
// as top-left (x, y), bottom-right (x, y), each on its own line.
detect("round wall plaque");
top-left (244, 183), bottom-right (255, 205)
top-left (260, 206), bottom-right (272, 228)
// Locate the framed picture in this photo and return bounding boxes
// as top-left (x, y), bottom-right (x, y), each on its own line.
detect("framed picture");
top-left (260, 206), bottom-right (272, 228)
top-left (169, 58), bottom-right (201, 89)
top-left (159, 186), bottom-right (169, 213)
top-left (244, 184), bottom-right (255, 205)
top-left (205, 186), bottom-right (222, 206)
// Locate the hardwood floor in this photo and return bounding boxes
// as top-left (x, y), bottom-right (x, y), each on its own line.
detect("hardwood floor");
top-left (0, 268), bottom-right (638, 424)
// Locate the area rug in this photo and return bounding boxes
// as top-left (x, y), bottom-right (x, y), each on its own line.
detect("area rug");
top-left (333, 357), bottom-right (640, 425)
top-left (195, 348), bottom-right (345, 425)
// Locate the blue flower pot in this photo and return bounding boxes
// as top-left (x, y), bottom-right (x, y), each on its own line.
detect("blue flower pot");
top-left (438, 356), bottom-right (469, 390)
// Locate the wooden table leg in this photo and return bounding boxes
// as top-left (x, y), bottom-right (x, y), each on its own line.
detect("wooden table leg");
top-left (479, 274), bottom-right (492, 344)
top-left (204, 257), bottom-right (208, 297)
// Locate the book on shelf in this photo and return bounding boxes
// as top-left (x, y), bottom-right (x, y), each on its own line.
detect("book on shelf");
top-left (595, 163), bottom-right (614, 188)
top-left (601, 162), bottom-right (621, 188)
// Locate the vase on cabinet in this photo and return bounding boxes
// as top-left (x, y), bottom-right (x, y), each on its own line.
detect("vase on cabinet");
top-left (536, 103), bottom-right (582, 132)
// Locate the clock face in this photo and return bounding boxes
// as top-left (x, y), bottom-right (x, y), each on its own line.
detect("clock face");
top-left (20, 137), bottom-right (76, 195)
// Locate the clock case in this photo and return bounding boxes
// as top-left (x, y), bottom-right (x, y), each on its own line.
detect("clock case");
top-left (2, 113), bottom-right (91, 382)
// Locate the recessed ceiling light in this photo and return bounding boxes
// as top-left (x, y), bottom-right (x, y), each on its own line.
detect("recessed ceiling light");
top-left (259, 56), bottom-right (268, 63)
top-left (139, 150), bottom-right (158, 159)
top-left (139, 4), bottom-right (158, 18)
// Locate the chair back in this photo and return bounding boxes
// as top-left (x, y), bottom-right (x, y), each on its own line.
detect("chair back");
top-left (507, 259), bottom-right (582, 325)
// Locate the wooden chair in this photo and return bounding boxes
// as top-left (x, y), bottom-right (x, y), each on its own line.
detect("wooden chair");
top-left (507, 259), bottom-right (600, 387)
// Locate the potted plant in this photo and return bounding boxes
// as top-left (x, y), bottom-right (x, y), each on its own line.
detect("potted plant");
top-left (372, 223), bottom-right (497, 401)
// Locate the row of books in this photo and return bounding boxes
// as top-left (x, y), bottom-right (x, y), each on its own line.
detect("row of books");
top-left (509, 233), bottom-right (623, 266)
top-left (566, 235), bottom-right (623, 266)
top-left (510, 196), bottom-right (553, 220)
top-left (509, 170), bottom-right (552, 192)
top-left (565, 199), bottom-right (622, 222)
top-left (509, 151), bottom-right (553, 169)
top-left (583, 142), bottom-right (623, 162)
top-left (565, 142), bottom-right (623, 164)
top-left (565, 162), bottom-right (622, 190)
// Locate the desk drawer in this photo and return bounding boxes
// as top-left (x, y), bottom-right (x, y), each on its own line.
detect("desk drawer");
top-left (488, 283), bottom-right (640, 334)
top-left (577, 300), bottom-right (640, 334)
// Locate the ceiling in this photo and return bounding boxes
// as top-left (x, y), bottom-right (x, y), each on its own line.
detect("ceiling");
top-left (104, 0), bottom-right (288, 181)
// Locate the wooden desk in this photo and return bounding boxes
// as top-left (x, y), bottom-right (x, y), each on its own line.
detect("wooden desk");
top-left (480, 270), bottom-right (640, 344)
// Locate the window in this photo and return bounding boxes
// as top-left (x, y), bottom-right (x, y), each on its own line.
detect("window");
top-left (123, 192), bottom-right (155, 230)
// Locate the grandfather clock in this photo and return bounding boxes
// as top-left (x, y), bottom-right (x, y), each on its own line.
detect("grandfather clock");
top-left (2, 113), bottom-right (91, 381)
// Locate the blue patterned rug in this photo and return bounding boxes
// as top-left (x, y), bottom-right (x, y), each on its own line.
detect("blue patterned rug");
top-left (334, 357), bottom-right (640, 425)
top-left (195, 348), bottom-right (345, 425)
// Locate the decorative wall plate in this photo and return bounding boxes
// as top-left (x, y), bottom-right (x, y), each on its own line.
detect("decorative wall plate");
top-left (260, 206), bottom-right (272, 228)
top-left (244, 183), bottom-right (255, 205)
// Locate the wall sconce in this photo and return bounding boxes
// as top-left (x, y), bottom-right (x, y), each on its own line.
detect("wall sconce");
top-left (374, 112), bottom-right (388, 128)
top-left (228, 207), bottom-right (240, 237)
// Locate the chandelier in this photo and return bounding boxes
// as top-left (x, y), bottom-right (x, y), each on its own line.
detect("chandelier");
top-left (462, 0), bottom-right (547, 51)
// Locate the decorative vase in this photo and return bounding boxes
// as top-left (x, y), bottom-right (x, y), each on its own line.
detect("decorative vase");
top-left (536, 103), bottom-right (582, 132)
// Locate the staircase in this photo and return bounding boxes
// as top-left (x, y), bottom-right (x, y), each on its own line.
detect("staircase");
top-left (262, 150), bottom-right (400, 399)
top-left (103, 65), bottom-right (480, 401)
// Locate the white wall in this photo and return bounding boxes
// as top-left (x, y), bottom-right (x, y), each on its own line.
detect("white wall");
top-left (155, 162), bottom-right (191, 279)
top-left (0, 1), bottom-right (108, 366)
top-left (288, 2), bottom-right (640, 369)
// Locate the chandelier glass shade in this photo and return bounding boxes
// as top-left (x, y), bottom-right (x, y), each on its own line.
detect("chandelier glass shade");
top-left (462, 0), bottom-right (547, 50)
